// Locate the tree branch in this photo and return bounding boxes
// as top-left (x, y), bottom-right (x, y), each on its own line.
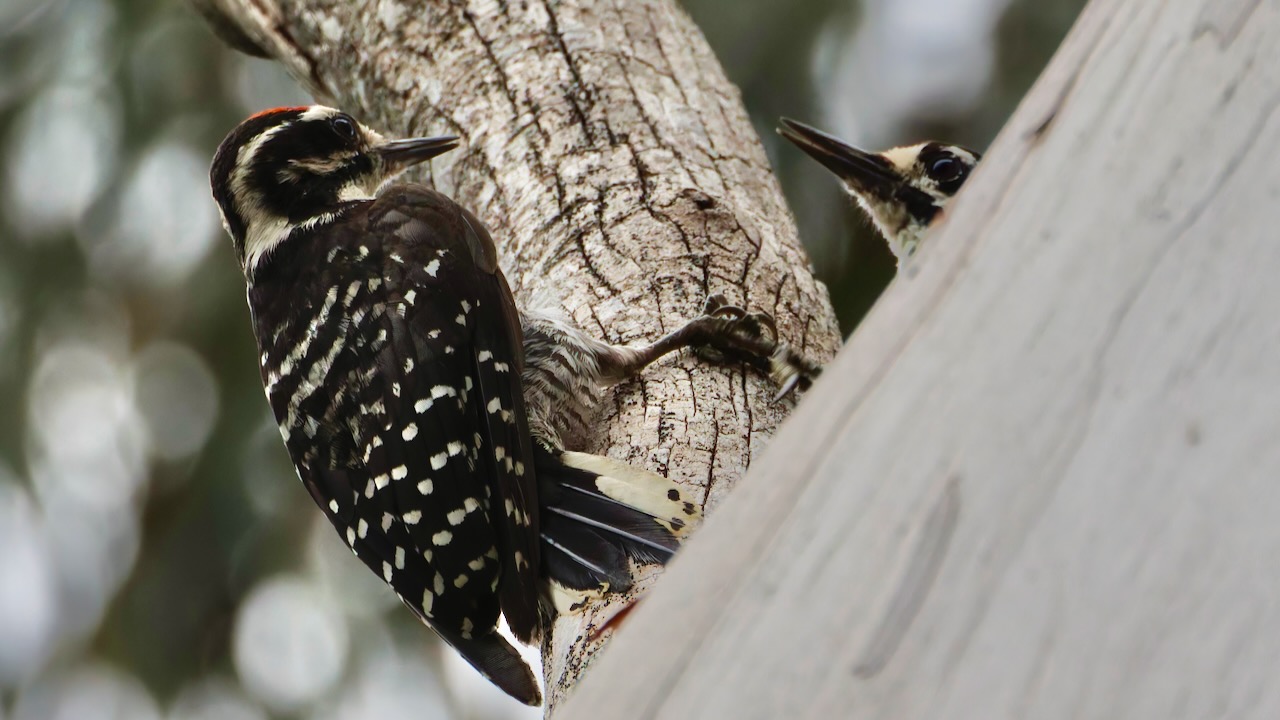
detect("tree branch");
top-left (192, 0), bottom-right (840, 708)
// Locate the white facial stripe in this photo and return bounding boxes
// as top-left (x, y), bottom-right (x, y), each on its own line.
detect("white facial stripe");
top-left (300, 105), bottom-right (341, 122)
top-left (950, 148), bottom-right (978, 166)
top-left (289, 153), bottom-right (356, 174)
top-left (230, 120), bottom-right (292, 275)
top-left (881, 144), bottom-right (928, 174)
top-left (338, 181), bottom-right (376, 202)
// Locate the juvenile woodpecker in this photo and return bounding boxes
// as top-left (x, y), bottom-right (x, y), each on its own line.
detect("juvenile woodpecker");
top-left (209, 106), bottom-right (722, 705)
top-left (778, 118), bottom-right (980, 263)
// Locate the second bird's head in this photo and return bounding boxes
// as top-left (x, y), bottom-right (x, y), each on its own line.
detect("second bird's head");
top-left (778, 118), bottom-right (980, 263)
top-left (209, 105), bottom-right (458, 275)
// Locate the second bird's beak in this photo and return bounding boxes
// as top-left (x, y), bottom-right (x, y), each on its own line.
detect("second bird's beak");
top-left (777, 118), bottom-right (898, 197)
top-left (375, 135), bottom-right (460, 173)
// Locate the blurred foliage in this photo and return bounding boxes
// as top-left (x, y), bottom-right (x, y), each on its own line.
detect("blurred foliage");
top-left (0, 0), bottom-right (1085, 717)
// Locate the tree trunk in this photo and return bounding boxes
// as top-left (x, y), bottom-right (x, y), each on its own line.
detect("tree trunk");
top-left (192, 0), bottom-right (840, 708)
top-left (557, 0), bottom-right (1280, 717)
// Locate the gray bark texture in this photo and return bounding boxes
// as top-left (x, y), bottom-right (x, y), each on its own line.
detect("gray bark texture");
top-left (192, 0), bottom-right (841, 709)
top-left (557, 0), bottom-right (1280, 717)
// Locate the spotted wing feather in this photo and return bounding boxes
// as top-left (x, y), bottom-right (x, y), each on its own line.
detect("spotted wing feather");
top-left (254, 184), bottom-right (541, 704)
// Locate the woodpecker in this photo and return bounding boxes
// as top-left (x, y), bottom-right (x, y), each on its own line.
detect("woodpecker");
top-left (210, 106), bottom-right (727, 705)
top-left (778, 118), bottom-right (980, 263)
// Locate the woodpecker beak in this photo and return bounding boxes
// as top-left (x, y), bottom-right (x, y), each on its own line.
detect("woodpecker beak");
top-left (375, 135), bottom-right (460, 172)
top-left (778, 118), bottom-right (898, 196)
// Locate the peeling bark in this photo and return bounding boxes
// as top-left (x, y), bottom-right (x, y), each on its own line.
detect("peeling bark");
top-left (193, 0), bottom-right (841, 708)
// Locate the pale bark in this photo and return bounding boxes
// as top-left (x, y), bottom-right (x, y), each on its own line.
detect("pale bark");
top-left (557, 0), bottom-right (1280, 717)
top-left (192, 0), bottom-right (840, 709)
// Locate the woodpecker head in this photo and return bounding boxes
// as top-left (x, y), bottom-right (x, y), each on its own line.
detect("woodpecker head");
top-left (209, 105), bottom-right (459, 275)
top-left (778, 118), bottom-right (980, 262)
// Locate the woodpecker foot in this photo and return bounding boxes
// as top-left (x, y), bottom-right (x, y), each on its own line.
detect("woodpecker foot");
top-left (688, 293), bottom-right (822, 398)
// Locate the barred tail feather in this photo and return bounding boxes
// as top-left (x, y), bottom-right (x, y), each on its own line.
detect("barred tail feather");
top-left (533, 446), bottom-right (701, 602)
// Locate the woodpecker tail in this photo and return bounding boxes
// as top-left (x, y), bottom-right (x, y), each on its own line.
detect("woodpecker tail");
top-left (433, 625), bottom-right (542, 706)
top-left (534, 445), bottom-right (700, 611)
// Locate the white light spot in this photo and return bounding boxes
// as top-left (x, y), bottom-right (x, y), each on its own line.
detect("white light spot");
top-left (404, 289), bottom-right (417, 305)
top-left (421, 590), bottom-right (434, 614)
top-left (233, 576), bottom-right (347, 713)
top-left (434, 573), bottom-right (445, 594)
top-left (455, 314), bottom-right (466, 325)
top-left (468, 557), bottom-right (485, 571)
top-left (446, 508), bottom-right (466, 525)
top-left (374, 473), bottom-right (390, 490)
top-left (403, 358), bottom-right (414, 373)
top-left (494, 362), bottom-right (509, 373)
top-left (446, 441), bottom-right (463, 456)
top-left (431, 385), bottom-right (456, 399)
top-left (423, 259), bottom-right (440, 276)
top-left (5, 86), bottom-right (119, 238)
top-left (432, 530), bottom-right (452, 546)
top-left (391, 465), bottom-right (408, 480)
top-left (357, 519), bottom-right (368, 539)
top-left (328, 500), bottom-right (339, 513)
top-left (382, 562), bottom-right (393, 582)
top-left (402, 510), bottom-right (421, 525)
top-left (417, 479), bottom-right (433, 495)
top-left (464, 497), bottom-right (480, 513)
top-left (401, 423), bottom-right (418, 441)
top-left (414, 398), bottom-right (433, 413)
top-left (453, 574), bottom-right (468, 589)
top-left (477, 350), bottom-right (492, 362)
top-left (487, 398), bottom-right (501, 413)
top-left (169, 677), bottom-right (264, 720)
top-left (395, 546), bottom-right (405, 570)
top-left (430, 452), bottom-right (447, 470)
top-left (131, 342), bottom-right (219, 460)
top-left (345, 528), bottom-right (356, 546)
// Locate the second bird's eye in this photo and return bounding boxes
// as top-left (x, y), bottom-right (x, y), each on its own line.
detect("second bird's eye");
top-left (331, 115), bottom-right (357, 141)
top-left (928, 156), bottom-right (963, 183)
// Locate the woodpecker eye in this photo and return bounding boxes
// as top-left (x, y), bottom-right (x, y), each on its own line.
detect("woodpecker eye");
top-left (331, 115), bottom-right (358, 142)
top-left (928, 155), bottom-right (965, 183)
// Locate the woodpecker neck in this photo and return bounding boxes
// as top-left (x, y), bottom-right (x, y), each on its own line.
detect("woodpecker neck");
top-left (239, 200), bottom-right (367, 279)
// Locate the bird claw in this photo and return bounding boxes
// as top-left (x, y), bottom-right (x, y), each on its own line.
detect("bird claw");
top-left (689, 293), bottom-right (819, 398)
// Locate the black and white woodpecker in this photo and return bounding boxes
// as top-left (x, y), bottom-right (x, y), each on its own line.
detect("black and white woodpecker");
top-left (777, 118), bottom-right (980, 263)
top-left (208, 106), bottom-right (779, 705)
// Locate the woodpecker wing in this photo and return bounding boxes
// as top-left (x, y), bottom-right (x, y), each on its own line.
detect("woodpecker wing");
top-left (358, 185), bottom-right (542, 643)
top-left (253, 184), bottom-right (541, 703)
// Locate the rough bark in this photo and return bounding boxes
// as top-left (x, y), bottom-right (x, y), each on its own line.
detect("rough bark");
top-left (557, 0), bottom-right (1280, 717)
top-left (192, 0), bottom-right (840, 709)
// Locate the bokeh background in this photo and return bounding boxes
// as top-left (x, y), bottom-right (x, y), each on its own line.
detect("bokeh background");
top-left (0, 0), bottom-right (1085, 717)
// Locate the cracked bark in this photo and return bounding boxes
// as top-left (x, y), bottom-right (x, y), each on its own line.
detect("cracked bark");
top-left (192, 0), bottom-right (841, 710)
